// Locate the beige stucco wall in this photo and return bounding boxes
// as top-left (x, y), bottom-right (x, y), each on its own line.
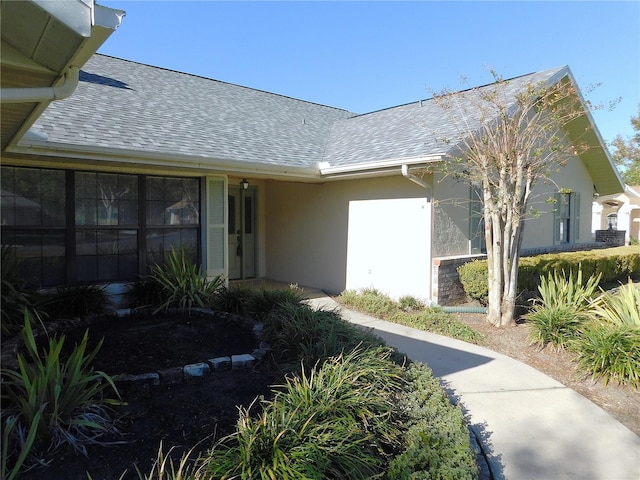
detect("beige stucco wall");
top-left (521, 153), bottom-right (595, 249)
top-left (430, 152), bottom-right (597, 256)
top-left (264, 175), bottom-right (431, 295)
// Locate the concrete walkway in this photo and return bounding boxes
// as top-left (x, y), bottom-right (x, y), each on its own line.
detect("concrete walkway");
top-left (304, 292), bottom-right (640, 480)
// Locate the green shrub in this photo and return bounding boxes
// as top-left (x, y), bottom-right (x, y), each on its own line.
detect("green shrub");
top-left (202, 347), bottom-right (403, 480)
top-left (1, 313), bottom-right (121, 477)
top-left (456, 260), bottom-right (489, 305)
top-left (263, 302), bottom-right (386, 369)
top-left (524, 269), bottom-right (598, 350)
top-left (340, 290), bottom-right (482, 344)
top-left (143, 246), bottom-right (225, 314)
top-left (574, 323), bottom-right (640, 389)
top-left (526, 305), bottom-right (583, 351)
top-left (40, 284), bottom-right (110, 319)
top-left (388, 362), bottom-right (479, 480)
top-left (1, 246), bottom-right (42, 337)
top-left (590, 279), bottom-right (640, 327)
top-left (457, 246), bottom-right (640, 305)
top-left (247, 286), bottom-right (304, 321)
top-left (340, 288), bottom-right (398, 318)
top-left (210, 284), bottom-right (255, 315)
top-left (398, 295), bottom-right (424, 311)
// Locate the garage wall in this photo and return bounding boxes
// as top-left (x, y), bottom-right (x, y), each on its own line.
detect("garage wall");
top-left (265, 175), bottom-right (432, 299)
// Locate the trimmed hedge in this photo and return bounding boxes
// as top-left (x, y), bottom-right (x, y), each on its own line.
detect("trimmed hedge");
top-left (458, 246), bottom-right (640, 305)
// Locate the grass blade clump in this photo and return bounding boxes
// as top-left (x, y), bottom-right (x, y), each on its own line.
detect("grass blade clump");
top-left (525, 268), bottom-right (599, 350)
top-left (590, 279), bottom-right (640, 327)
top-left (143, 246), bottom-right (225, 314)
top-left (202, 347), bottom-right (403, 480)
top-left (574, 323), bottom-right (640, 390)
top-left (340, 289), bottom-right (482, 344)
top-left (1, 312), bottom-right (121, 477)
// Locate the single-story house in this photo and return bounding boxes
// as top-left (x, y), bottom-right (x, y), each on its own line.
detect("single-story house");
top-left (592, 184), bottom-right (640, 245)
top-left (1, 2), bottom-right (625, 305)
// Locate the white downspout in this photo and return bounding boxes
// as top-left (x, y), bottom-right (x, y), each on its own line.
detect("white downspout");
top-left (1, 66), bottom-right (80, 104)
top-left (401, 164), bottom-right (432, 200)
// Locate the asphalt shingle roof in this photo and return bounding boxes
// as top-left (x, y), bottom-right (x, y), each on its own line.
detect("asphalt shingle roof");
top-left (31, 55), bottom-right (567, 171)
top-left (321, 67), bottom-right (567, 167)
top-left (33, 55), bottom-right (354, 168)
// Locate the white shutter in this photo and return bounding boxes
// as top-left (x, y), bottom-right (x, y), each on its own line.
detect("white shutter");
top-left (205, 176), bottom-right (226, 278)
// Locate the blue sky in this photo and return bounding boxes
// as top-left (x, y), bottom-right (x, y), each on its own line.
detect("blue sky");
top-left (99, 1), bottom-right (639, 146)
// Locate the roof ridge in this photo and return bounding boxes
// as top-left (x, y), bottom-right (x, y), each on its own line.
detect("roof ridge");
top-left (349, 66), bottom-right (569, 119)
top-left (93, 53), bottom-right (355, 115)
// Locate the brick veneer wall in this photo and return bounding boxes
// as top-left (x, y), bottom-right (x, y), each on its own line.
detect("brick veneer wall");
top-left (432, 242), bottom-right (609, 306)
top-left (432, 255), bottom-right (485, 306)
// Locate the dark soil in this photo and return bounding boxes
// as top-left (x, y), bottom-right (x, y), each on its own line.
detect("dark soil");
top-left (17, 312), bottom-right (278, 480)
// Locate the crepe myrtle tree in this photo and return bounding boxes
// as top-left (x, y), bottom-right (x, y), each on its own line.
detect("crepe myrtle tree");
top-left (430, 71), bottom-right (596, 327)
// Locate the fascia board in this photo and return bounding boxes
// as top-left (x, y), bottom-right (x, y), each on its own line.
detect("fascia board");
top-left (5, 5), bottom-right (125, 151)
top-left (7, 141), bottom-right (324, 181)
top-left (561, 68), bottom-right (625, 196)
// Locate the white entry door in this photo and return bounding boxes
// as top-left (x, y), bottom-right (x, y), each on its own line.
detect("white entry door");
top-left (227, 186), bottom-right (256, 279)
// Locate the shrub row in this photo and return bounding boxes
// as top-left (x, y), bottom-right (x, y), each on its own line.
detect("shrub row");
top-left (339, 288), bottom-right (483, 344)
top-left (458, 246), bottom-right (640, 305)
top-left (150, 295), bottom-right (479, 479)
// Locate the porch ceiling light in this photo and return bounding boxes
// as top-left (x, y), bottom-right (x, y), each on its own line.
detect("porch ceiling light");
top-left (241, 179), bottom-right (249, 190)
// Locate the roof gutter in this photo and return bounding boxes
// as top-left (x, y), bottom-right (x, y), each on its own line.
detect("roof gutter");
top-left (1, 66), bottom-right (80, 104)
top-left (319, 154), bottom-right (443, 179)
top-left (7, 140), bottom-right (324, 181)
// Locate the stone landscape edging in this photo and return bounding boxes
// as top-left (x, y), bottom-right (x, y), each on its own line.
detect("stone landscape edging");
top-left (1, 307), bottom-right (270, 388)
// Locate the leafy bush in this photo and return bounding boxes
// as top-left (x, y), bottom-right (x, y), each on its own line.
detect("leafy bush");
top-left (526, 305), bottom-right (583, 351)
top-left (388, 362), bottom-right (478, 480)
top-left (574, 323), bottom-right (640, 389)
top-left (339, 288), bottom-right (398, 318)
top-left (210, 284), bottom-right (255, 315)
top-left (247, 286), bottom-right (304, 321)
top-left (340, 289), bottom-right (482, 344)
top-left (534, 269), bottom-right (601, 312)
top-left (590, 279), bottom-right (640, 327)
top-left (457, 246), bottom-right (640, 305)
top-left (143, 246), bottom-right (225, 314)
top-left (1, 313), bottom-right (121, 477)
top-left (456, 260), bottom-right (489, 305)
top-left (398, 295), bottom-right (424, 311)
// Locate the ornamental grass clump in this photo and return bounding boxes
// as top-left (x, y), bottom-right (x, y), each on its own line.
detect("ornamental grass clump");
top-left (262, 301), bottom-right (386, 370)
top-left (574, 323), bottom-right (640, 390)
top-left (525, 268), bottom-right (600, 350)
top-left (574, 279), bottom-right (640, 389)
top-left (590, 279), bottom-right (640, 327)
top-left (201, 347), bottom-right (404, 480)
top-left (144, 246), bottom-right (225, 314)
top-left (1, 313), bottom-right (121, 479)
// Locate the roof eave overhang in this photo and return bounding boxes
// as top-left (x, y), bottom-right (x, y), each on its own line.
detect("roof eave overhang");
top-left (2, 3), bottom-right (125, 150)
top-left (5, 141), bottom-right (325, 181)
top-left (319, 154), bottom-right (444, 180)
top-left (561, 69), bottom-right (625, 197)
